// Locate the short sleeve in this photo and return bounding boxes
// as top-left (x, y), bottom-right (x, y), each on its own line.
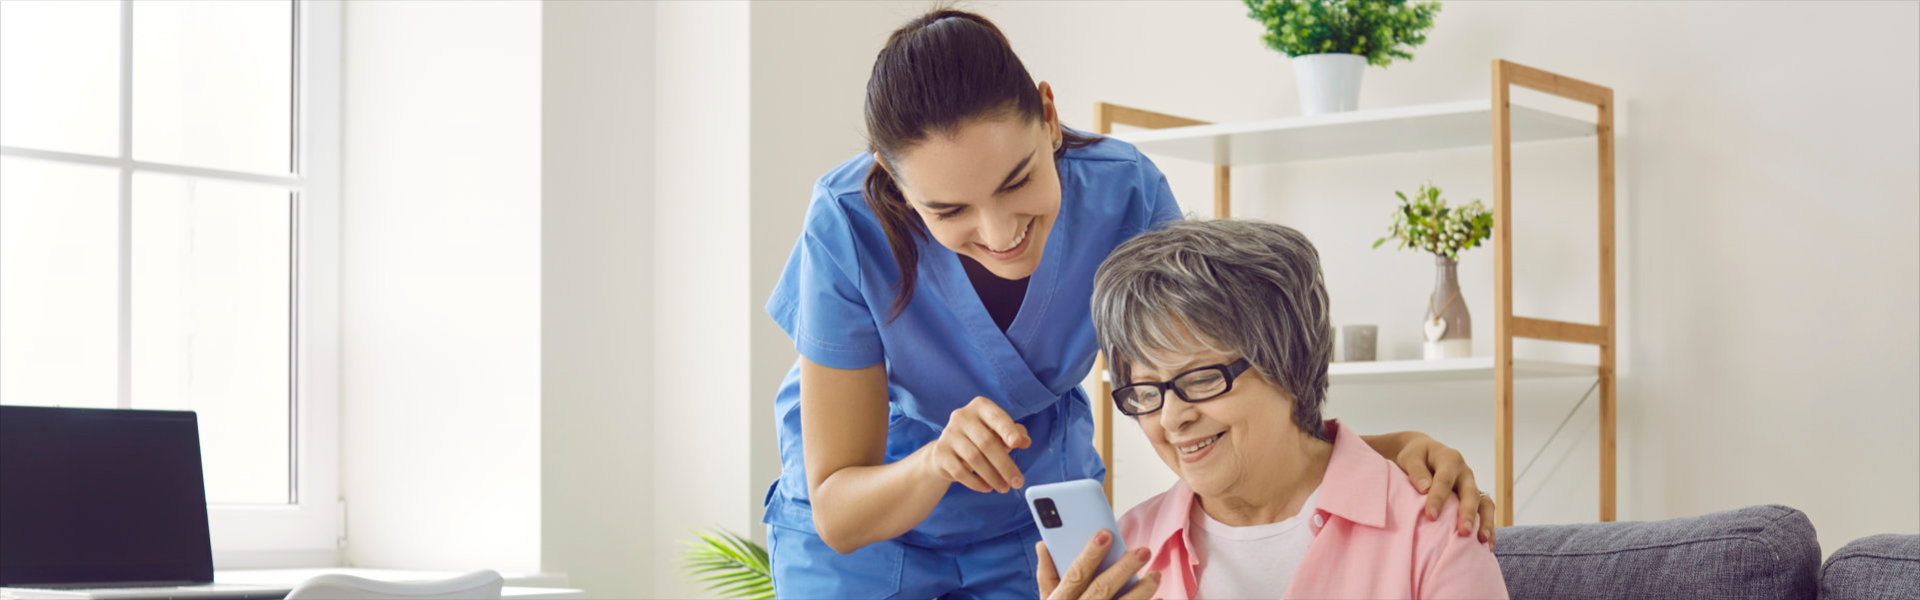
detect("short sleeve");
top-left (1133, 154), bottom-right (1184, 236)
top-left (766, 202), bottom-right (885, 370)
top-left (1413, 499), bottom-right (1511, 599)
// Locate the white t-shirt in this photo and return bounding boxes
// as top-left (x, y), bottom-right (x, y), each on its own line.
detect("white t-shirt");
top-left (1191, 487), bottom-right (1320, 600)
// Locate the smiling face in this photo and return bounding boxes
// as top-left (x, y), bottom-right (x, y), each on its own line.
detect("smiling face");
top-left (883, 102), bottom-right (1062, 280)
top-left (1130, 335), bottom-right (1305, 500)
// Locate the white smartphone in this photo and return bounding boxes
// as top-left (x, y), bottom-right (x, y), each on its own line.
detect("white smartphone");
top-left (1025, 479), bottom-right (1137, 589)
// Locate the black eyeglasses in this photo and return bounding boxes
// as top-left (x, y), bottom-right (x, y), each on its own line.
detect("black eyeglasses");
top-left (1111, 358), bottom-right (1252, 416)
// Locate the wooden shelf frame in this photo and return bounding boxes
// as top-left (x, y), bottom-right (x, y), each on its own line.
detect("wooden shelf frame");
top-left (1088, 60), bottom-right (1617, 528)
top-left (1493, 60), bottom-right (1617, 527)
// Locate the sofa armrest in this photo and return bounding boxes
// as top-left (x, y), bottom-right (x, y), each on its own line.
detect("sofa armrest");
top-left (1820, 533), bottom-right (1920, 600)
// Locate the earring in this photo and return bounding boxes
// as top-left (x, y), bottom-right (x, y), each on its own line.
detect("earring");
top-left (1053, 138), bottom-right (1062, 150)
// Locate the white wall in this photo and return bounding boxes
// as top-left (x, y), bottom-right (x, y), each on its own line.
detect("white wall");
top-left (340, 0), bottom-right (543, 573)
top-left (734, 0), bottom-right (1920, 558)
top-left (345, 2), bottom-right (665, 593)
top-left (650, 2), bottom-right (755, 598)
top-left (542, 1), bottom-right (656, 598)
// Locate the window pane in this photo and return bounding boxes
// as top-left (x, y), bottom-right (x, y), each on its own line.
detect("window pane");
top-left (132, 173), bottom-right (291, 505)
top-left (0, 0), bottom-right (121, 156)
top-left (0, 157), bottom-right (120, 408)
top-left (133, 0), bottom-right (293, 175)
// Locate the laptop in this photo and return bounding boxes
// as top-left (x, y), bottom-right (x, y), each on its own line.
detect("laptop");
top-left (0, 406), bottom-right (286, 600)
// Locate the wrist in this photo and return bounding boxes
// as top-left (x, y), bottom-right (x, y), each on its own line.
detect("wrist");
top-left (1363, 431), bottom-right (1412, 456)
top-left (910, 443), bottom-right (949, 487)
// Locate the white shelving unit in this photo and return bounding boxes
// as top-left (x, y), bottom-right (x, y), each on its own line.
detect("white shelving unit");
top-left (1089, 60), bottom-right (1619, 526)
top-left (1111, 98), bottom-right (1595, 166)
top-left (1328, 358), bottom-right (1595, 386)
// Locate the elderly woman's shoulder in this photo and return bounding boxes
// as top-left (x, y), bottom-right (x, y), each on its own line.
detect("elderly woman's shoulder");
top-left (1372, 465), bottom-right (1488, 552)
top-left (1363, 448), bottom-right (1508, 596)
top-left (1325, 422), bottom-right (1477, 542)
top-left (1370, 461), bottom-right (1464, 529)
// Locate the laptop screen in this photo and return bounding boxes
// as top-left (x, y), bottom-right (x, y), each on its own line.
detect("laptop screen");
top-left (1, 406), bottom-right (215, 586)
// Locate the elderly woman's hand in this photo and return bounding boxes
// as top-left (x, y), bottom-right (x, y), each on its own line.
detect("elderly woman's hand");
top-left (1035, 532), bottom-right (1159, 600)
top-left (1369, 431), bottom-right (1497, 544)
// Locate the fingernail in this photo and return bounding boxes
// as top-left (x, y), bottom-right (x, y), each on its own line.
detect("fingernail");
top-left (1013, 476), bottom-right (1025, 488)
top-left (1427, 508), bottom-right (1438, 519)
top-left (1415, 479), bottom-right (1430, 492)
top-left (1134, 547), bottom-right (1149, 560)
top-left (1095, 530), bottom-right (1110, 545)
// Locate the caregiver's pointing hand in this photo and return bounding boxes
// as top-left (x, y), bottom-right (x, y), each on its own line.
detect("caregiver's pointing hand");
top-left (925, 396), bottom-right (1031, 493)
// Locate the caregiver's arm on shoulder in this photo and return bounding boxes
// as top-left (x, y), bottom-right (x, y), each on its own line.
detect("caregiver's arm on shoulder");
top-left (1364, 430), bottom-right (1469, 487)
top-left (1364, 431), bottom-right (1498, 543)
top-left (800, 356), bottom-right (952, 554)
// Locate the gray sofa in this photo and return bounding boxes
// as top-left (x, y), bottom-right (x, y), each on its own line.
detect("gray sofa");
top-left (1821, 534), bottom-right (1920, 600)
top-left (1492, 505), bottom-right (1918, 600)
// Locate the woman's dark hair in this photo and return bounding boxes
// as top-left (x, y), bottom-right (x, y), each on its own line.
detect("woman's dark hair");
top-left (863, 9), bottom-right (1101, 321)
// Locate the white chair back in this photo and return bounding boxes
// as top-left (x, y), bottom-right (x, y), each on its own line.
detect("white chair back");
top-left (282, 570), bottom-right (504, 600)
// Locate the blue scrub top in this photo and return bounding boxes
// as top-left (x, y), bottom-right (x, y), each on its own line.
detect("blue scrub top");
top-left (764, 135), bottom-right (1182, 549)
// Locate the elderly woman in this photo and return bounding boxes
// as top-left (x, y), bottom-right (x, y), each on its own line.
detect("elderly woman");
top-left (1036, 220), bottom-right (1508, 600)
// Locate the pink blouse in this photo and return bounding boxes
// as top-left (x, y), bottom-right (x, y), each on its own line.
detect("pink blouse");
top-left (1116, 419), bottom-right (1510, 599)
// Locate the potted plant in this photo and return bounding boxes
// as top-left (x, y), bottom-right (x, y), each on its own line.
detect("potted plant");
top-left (1374, 183), bottom-right (1491, 360)
top-left (677, 528), bottom-right (773, 599)
top-left (1243, 0), bottom-right (1441, 115)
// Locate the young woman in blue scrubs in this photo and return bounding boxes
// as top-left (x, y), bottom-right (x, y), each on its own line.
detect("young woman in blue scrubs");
top-left (765, 10), bottom-right (1498, 599)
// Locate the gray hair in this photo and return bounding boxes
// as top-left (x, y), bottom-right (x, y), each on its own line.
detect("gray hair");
top-left (1091, 219), bottom-right (1333, 442)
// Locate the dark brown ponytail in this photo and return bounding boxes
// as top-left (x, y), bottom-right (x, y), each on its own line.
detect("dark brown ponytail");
top-left (863, 9), bottom-right (1101, 322)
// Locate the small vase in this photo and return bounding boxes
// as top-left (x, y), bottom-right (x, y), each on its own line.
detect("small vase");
top-left (1423, 255), bottom-right (1472, 360)
top-left (1292, 53), bottom-right (1365, 115)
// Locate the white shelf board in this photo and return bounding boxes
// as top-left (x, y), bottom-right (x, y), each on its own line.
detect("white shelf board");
top-left (1329, 357), bottom-right (1596, 386)
top-left (1109, 99), bottom-right (1596, 166)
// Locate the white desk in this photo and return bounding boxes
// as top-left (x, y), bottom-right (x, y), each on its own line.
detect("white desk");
top-left (214, 569), bottom-right (584, 599)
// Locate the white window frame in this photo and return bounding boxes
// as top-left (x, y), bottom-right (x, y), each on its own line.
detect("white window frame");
top-left (0, 0), bottom-right (342, 567)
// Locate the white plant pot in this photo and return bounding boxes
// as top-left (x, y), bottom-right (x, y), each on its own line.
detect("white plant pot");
top-left (1292, 53), bottom-right (1365, 115)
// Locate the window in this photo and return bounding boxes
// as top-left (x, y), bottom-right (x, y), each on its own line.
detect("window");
top-left (0, 0), bottom-right (339, 564)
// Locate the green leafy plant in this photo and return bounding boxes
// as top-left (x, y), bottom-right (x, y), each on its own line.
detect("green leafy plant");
top-left (677, 528), bottom-right (773, 600)
top-left (1373, 183), bottom-right (1492, 261)
top-left (1243, 0), bottom-right (1441, 67)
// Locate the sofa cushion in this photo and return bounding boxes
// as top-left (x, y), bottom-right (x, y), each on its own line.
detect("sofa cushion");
top-left (1492, 505), bottom-right (1820, 600)
top-left (1819, 534), bottom-right (1920, 600)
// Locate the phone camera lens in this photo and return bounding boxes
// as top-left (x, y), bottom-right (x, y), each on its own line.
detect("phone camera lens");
top-left (1034, 498), bottom-right (1063, 529)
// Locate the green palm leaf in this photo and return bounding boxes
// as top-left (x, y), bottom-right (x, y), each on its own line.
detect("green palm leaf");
top-left (676, 528), bottom-right (774, 600)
